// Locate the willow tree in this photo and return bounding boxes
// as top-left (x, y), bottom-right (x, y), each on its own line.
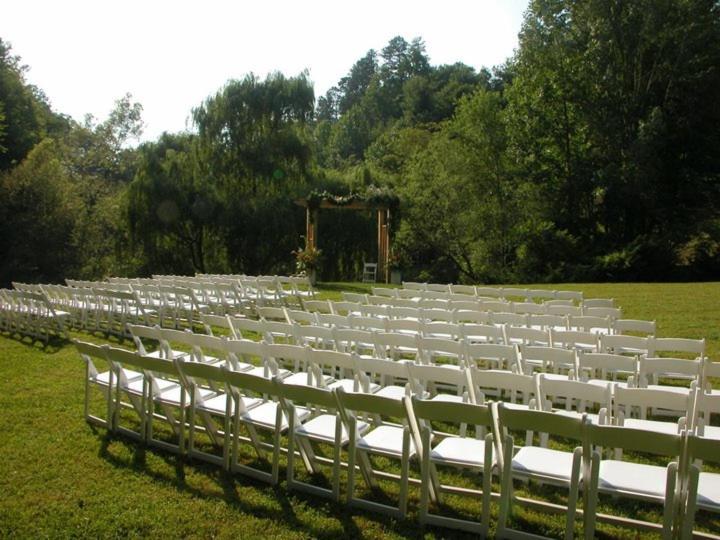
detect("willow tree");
top-left (191, 72), bottom-right (315, 273)
top-left (127, 133), bottom-right (223, 274)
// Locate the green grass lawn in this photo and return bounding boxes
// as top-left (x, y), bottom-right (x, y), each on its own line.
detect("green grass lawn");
top-left (0, 282), bottom-right (718, 538)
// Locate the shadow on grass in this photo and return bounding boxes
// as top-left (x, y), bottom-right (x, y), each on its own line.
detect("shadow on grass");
top-left (96, 432), bottom-right (390, 539)
top-left (0, 331), bottom-right (67, 353)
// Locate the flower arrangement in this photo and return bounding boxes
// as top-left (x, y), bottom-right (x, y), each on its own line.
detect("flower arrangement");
top-left (388, 250), bottom-right (404, 271)
top-left (292, 246), bottom-right (322, 273)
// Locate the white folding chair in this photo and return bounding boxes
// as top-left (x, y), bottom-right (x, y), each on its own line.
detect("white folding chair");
top-left (225, 369), bottom-right (308, 485)
top-left (335, 389), bottom-right (417, 518)
top-left (307, 348), bottom-right (367, 392)
top-left (406, 362), bottom-right (471, 405)
top-left (175, 358), bottom-right (233, 468)
top-left (332, 327), bottom-right (377, 359)
top-left (75, 340), bottom-right (134, 429)
top-left (584, 423), bottom-right (684, 539)
top-left (613, 385), bottom-right (690, 437)
top-left (293, 323), bottom-right (336, 350)
top-left (613, 318), bottom-right (656, 336)
top-left (411, 397), bottom-right (496, 535)
top-left (681, 434), bottom-right (720, 538)
top-left (536, 374), bottom-right (612, 424)
top-left (638, 356), bottom-right (701, 395)
top-left (551, 329), bottom-right (600, 352)
top-left (576, 351), bottom-right (638, 388)
top-left (109, 346), bottom-right (195, 453)
top-left (520, 345), bottom-right (576, 377)
top-left (601, 333), bottom-right (654, 356)
top-left (417, 336), bottom-right (465, 367)
top-left (461, 322), bottom-right (506, 344)
top-left (353, 356), bottom-right (410, 400)
top-left (465, 342), bottom-right (519, 372)
top-left (372, 331), bottom-right (419, 361)
top-left (496, 404), bottom-right (585, 540)
top-left (504, 325), bottom-right (550, 347)
top-left (278, 380), bottom-right (365, 501)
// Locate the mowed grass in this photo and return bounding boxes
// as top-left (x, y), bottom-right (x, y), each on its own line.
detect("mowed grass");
top-left (0, 281), bottom-right (718, 538)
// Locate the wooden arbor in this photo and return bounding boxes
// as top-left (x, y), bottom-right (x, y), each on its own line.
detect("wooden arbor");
top-left (295, 195), bottom-right (393, 283)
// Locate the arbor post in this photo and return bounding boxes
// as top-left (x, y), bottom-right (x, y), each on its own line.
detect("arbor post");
top-left (306, 208), bottom-right (318, 250)
top-left (377, 208), bottom-right (390, 283)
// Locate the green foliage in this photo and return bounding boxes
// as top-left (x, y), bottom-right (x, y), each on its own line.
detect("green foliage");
top-left (128, 134), bottom-right (223, 274)
top-left (193, 72), bottom-right (315, 194)
top-left (0, 39), bottom-right (69, 171)
top-left (0, 139), bottom-right (79, 282)
top-left (1, 15), bottom-right (719, 283)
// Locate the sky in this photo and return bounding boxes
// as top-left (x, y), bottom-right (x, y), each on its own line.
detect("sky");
top-left (2, 0), bottom-right (529, 142)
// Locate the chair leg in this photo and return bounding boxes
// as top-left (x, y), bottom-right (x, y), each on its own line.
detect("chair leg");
top-left (271, 407), bottom-right (282, 485)
top-left (497, 438), bottom-right (515, 536)
top-left (681, 467), bottom-right (699, 540)
top-left (419, 429), bottom-right (431, 524)
top-left (584, 453), bottom-right (600, 539)
top-left (286, 416), bottom-right (296, 487)
top-left (332, 419), bottom-right (342, 502)
top-left (399, 428), bottom-right (410, 517)
top-left (346, 428), bottom-right (357, 505)
top-left (661, 463), bottom-right (678, 540)
top-left (565, 448), bottom-right (582, 540)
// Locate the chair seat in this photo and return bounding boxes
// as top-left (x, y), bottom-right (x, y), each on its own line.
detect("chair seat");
top-left (196, 393), bottom-right (235, 415)
top-left (357, 424), bottom-right (417, 458)
top-left (125, 375), bottom-right (177, 396)
top-left (622, 418), bottom-right (680, 435)
top-left (240, 402), bottom-right (309, 430)
top-left (699, 425), bottom-right (720, 441)
top-left (374, 385), bottom-right (407, 400)
top-left (430, 393), bottom-right (465, 404)
top-left (430, 437), bottom-right (494, 468)
top-left (282, 371), bottom-right (314, 386)
top-left (237, 364), bottom-right (290, 379)
top-left (296, 414), bottom-right (369, 444)
top-left (598, 460), bottom-right (669, 500)
top-left (541, 373), bottom-right (571, 381)
top-left (327, 378), bottom-right (360, 393)
top-left (511, 446), bottom-right (576, 482)
top-left (92, 368), bottom-right (141, 386)
top-left (697, 471), bottom-right (720, 510)
top-left (587, 378), bottom-right (627, 390)
top-left (157, 384), bottom-right (214, 406)
top-left (645, 384), bottom-right (692, 395)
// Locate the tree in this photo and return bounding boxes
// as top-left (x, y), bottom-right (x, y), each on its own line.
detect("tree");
top-left (128, 134), bottom-right (222, 274)
top-left (193, 72), bottom-right (315, 195)
top-left (0, 139), bottom-right (79, 284)
top-left (506, 0), bottom-right (720, 279)
top-left (396, 89), bottom-right (524, 283)
top-left (0, 38), bottom-right (69, 171)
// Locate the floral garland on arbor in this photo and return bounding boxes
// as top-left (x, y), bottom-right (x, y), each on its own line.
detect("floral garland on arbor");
top-left (305, 185), bottom-right (399, 211)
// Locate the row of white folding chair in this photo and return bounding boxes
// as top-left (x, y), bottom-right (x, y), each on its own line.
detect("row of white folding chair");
top-left (204, 314), bottom-right (707, 386)
top-left (38, 284), bottom-right (91, 328)
top-left (329, 300), bottom-right (643, 337)
top-left (126, 326), bottom-right (668, 426)
top-left (79, 339), bottom-right (717, 539)
top-left (361, 292), bottom-right (611, 317)
top-left (153, 275), bottom-right (283, 310)
top-left (201, 312), bottom-right (709, 390)
top-left (63, 281), bottom-right (203, 330)
top-left (400, 282), bottom-right (585, 302)
top-left (0, 288), bottom-right (70, 341)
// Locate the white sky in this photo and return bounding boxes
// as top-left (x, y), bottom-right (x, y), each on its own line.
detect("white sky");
top-left (2, 0), bottom-right (529, 142)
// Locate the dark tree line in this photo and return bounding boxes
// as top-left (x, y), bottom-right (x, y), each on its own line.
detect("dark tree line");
top-left (1, 0), bottom-right (718, 286)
